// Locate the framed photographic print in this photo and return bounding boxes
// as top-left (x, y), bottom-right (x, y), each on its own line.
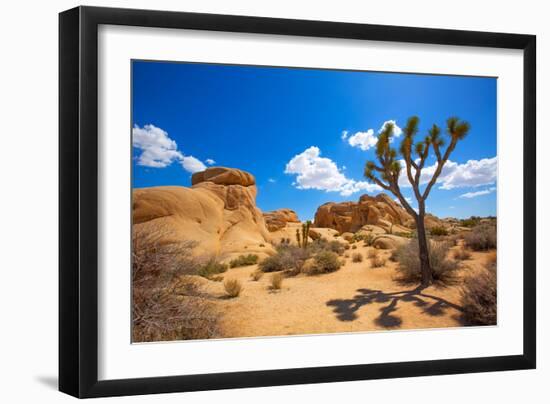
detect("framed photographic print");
top-left (59, 6), bottom-right (536, 398)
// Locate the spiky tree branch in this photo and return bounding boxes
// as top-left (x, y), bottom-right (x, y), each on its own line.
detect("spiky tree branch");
top-left (365, 117), bottom-right (470, 210)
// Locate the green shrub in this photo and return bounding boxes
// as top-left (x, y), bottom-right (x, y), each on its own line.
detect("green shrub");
top-left (198, 259), bottom-right (228, 279)
top-left (309, 251), bottom-right (342, 274)
top-left (464, 224), bottom-right (497, 251)
top-left (393, 240), bottom-right (459, 285)
top-left (459, 216), bottom-right (481, 228)
top-left (223, 279), bottom-right (242, 298)
top-left (352, 252), bottom-right (363, 263)
top-left (259, 245), bottom-right (308, 272)
top-left (364, 233), bottom-right (376, 247)
top-left (229, 254), bottom-right (259, 268)
top-left (461, 258), bottom-right (496, 325)
top-left (430, 226), bottom-right (449, 236)
top-left (328, 240), bottom-right (346, 255)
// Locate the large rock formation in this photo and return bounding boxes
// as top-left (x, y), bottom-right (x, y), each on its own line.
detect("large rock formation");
top-left (314, 193), bottom-right (414, 234)
top-left (263, 208), bottom-right (300, 232)
top-left (133, 167), bottom-right (274, 259)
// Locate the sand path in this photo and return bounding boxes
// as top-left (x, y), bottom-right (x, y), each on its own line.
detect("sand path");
top-left (204, 243), bottom-right (490, 338)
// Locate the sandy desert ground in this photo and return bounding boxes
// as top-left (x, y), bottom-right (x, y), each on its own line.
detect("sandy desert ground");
top-left (200, 239), bottom-right (492, 338)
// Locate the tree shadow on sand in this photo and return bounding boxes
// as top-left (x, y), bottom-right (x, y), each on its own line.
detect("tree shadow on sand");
top-left (326, 286), bottom-right (463, 329)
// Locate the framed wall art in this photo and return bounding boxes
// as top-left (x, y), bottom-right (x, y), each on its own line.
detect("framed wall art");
top-left (59, 6), bottom-right (536, 398)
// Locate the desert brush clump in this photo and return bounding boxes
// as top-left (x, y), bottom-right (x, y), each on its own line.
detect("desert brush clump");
top-left (132, 227), bottom-right (219, 342)
top-left (453, 248), bottom-right (472, 260)
top-left (229, 254), bottom-right (259, 268)
top-left (460, 254), bottom-right (497, 325)
top-left (259, 244), bottom-right (308, 272)
top-left (430, 226), bottom-right (449, 236)
top-left (367, 248), bottom-right (378, 259)
top-left (308, 250), bottom-right (342, 274)
top-left (223, 279), bottom-right (242, 298)
top-left (370, 255), bottom-right (386, 268)
top-left (459, 216), bottom-right (482, 228)
top-left (393, 239), bottom-right (459, 285)
top-left (352, 252), bottom-right (363, 263)
top-left (197, 258), bottom-right (228, 279)
top-left (270, 273), bottom-right (284, 290)
top-left (464, 224), bottom-right (497, 251)
top-left (250, 270), bottom-right (263, 281)
top-left (363, 233), bottom-right (376, 247)
top-left (260, 238), bottom-right (347, 276)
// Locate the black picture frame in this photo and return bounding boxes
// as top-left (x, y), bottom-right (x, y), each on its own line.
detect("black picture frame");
top-left (59, 5), bottom-right (536, 399)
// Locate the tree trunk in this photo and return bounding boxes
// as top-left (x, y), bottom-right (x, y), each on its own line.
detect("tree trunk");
top-left (416, 213), bottom-right (433, 287)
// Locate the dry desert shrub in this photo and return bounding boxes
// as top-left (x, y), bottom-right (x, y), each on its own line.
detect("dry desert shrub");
top-left (464, 224), bottom-right (497, 251)
top-left (370, 255), bottom-right (386, 268)
top-left (250, 270), bottom-right (263, 281)
top-left (270, 273), bottom-right (284, 290)
top-left (223, 279), bottom-right (242, 298)
top-left (430, 226), bottom-right (449, 236)
top-left (393, 240), bottom-right (459, 285)
top-left (132, 226), bottom-right (219, 342)
top-left (460, 256), bottom-right (497, 325)
top-left (367, 248), bottom-right (378, 259)
top-left (453, 248), bottom-right (472, 261)
top-left (308, 250), bottom-right (342, 274)
top-left (352, 252), bottom-right (363, 263)
top-left (326, 240), bottom-right (346, 255)
top-left (229, 254), bottom-right (259, 268)
top-left (259, 245), bottom-right (308, 272)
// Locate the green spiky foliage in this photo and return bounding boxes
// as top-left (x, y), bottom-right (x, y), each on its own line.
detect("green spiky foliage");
top-left (364, 117), bottom-right (470, 287)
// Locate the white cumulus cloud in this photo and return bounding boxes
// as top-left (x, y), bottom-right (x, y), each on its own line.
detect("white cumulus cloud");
top-left (459, 187), bottom-right (497, 199)
top-left (398, 157), bottom-right (497, 190)
top-left (285, 146), bottom-right (380, 196)
top-left (132, 124), bottom-right (207, 173)
top-left (181, 156), bottom-right (207, 173)
top-left (132, 124), bottom-right (182, 168)
top-left (347, 129), bottom-right (377, 151)
top-left (205, 158), bottom-right (216, 165)
top-left (345, 119), bottom-right (402, 151)
top-left (379, 120), bottom-right (403, 137)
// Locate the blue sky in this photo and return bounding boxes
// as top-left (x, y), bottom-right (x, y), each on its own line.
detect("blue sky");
top-left (132, 60), bottom-right (497, 221)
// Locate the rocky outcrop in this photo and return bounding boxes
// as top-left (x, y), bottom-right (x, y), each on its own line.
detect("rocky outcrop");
top-left (133, 167), bottom-right (274, 259)
top-left (314, 193), bottom-right (414, 234)
top-left (263, 208), bottom-right (300, 232)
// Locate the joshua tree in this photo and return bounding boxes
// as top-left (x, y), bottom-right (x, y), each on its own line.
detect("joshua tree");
top-left (296, 220), bottom-right (312, 249)
top-left (302, 220), bottom-right (312, 248)
top-left (364, 116), bottom-right (470, 287)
